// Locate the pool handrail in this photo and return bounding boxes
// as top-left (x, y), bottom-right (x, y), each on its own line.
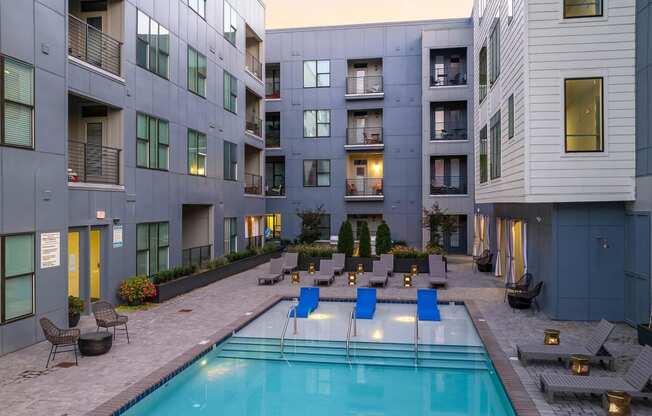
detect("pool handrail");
top-left (346, 306), bottom-right (357, 360)
top-left (414, 311), bottom-right (419, 366)
top-left (280, 302), bottom-right (298, 357)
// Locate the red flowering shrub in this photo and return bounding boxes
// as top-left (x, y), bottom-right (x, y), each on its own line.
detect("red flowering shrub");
top-left (118, 276), bottom-right (157, 305)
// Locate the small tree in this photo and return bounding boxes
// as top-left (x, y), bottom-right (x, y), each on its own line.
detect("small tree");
top-left (422, 203), bottom-right (458, 254)
top-left (297, 205), bottom-right (326, 244)
top-left (358, 221), bottom-right (372, 257)
top-left (337, 220), bottom-right (354, 256)
top-left (376, 221), bottom-right (392, 255)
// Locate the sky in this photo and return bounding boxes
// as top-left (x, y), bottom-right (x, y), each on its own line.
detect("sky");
top-left (265, 0), bottom-right (474, 29)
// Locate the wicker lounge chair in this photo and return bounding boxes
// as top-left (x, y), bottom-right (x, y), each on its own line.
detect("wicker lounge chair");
top-left (517, 319), bottom-right (615, 369)
top-left (92, 300), bottom-right (130, 343)
top-left (39, 317), bottom-right (80, 368)
top-left (540, 346), bottom-right (652, 402)
top-left (312, 260), bottom-right (335, 286)
top-left (504, 273), bottom-right (533, 302)
top-left (380, 254), bottom-right (394, 276)
top-left (474, 249), bottom-right (492, 272)
top-left (258, 257), bottom-right (284, 285)
top-left (367, 261), bottom-right (389, 287)
top-left (282, 252), bottom-right (298, 274)
top-left (428, 255), bottom-right (447, 287)
top-left (332, 253), bottom-right (345, 275)
top-left (508, 281), bottom-right (544, 312)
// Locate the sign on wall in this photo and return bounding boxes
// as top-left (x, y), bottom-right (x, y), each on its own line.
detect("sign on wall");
top-left (113, 225), bottom-right (123, 248)
top-left (40, 232), bottom-right (61, 269)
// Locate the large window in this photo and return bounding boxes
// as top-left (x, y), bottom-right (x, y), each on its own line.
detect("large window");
top-left (188, 129), bottom-right (207, 176)
top-left (224, 217), bottom-right (237, 254)
top-left (490, 111), bottom-right (502, 179)
top-left (266, 63), bottom-right (281, 99)
top-left (317, 214), bottom-right (331, 240)
top-left (188, 0), bottom-right (206, 18)
top-left (136, 222), bottom-right (169, 276)
top-left (565, 78), bottom-right (603, 152)
top-left (265, 157), bottom-right (285, 196)
top-left (303, 110), bottom-right (330, 138)
top-left (489, 21), bottom-right (501, 86)
top-left (188, 47), bottom-right (207, 97)
top-left (303, 160), bottom-right (330, 187)
top-left (564, 0), bottom-right (602, 18)
top-left (479, 126), bottom-right (488, 183)
top-left (1, 234), bottom-right (35, 322)
top-left (479, 45), bottom-right (487, 103)
top-left (136, 10), bottom-right (169, 79)
top-left (137, 113), bottom-right (169, 170)
top-left (224, 71), bottom-right (238, 113)
top-left (223, 1), bottom-right (237, 45)
top-left (303, 60), bottom-right (330, 88)
top-left (224, 140), bottom-right (238, 180)
top-left (508, 94), bottom-right (515, 139)
top-left (1, 56), bottom-right (34, 148)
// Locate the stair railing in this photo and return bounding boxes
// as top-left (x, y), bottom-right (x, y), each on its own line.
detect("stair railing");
top-left (346, 306), bottom-right (357, 360)
top-left (414, 312), bottom-right (419, 366)
top-left (280, 303), bottom-right (298, 357)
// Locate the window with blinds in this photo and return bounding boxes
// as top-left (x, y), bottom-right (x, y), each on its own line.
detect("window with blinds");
top-left (1, 233), bottom-right (35, 323)
top-left (2, 57), bottom-right (34, 148)
top-left (137, 113), bottom-right (169, 170)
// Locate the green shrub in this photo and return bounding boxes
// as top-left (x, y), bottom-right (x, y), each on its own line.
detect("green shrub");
top-left (206, 257), bottom-right (228, 270)
top-left (68, 296), bottom-right (84, 315)
top-left (288, 243), bottom-right (337, 259)
top-left (154, 265), bottom-right (198, 284)
top-left (389, 245), bottom-right (429, 259)
top-left (337, 221), bottom-right (354, 257)
top-left (118, 276), bottom-right (157, 305)
top-left (226, 249), bottom-right (256, 263)
top-left (376, 222), bottom-right (392, 255)
top-left (297, 206), bottom-right (327, 244)
top-left (260, 242), bottom-right (279, 254)
top-left (393, 240), bottom-right (407, 247)
top-left (358, 221), bottom-right (371, 257)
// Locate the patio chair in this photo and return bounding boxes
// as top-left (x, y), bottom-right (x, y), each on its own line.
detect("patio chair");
top-left (417, 289), bottom-right (441, 321)
top-left (428, 255), bottom-right (447, 287)
top-left (539, 346), bottom-right (652, 403)
top-left (282, 252), bottom-right (298, 274)
top-left (508, 281), bottom-right (543, 312)
top-left (474, 249), bottom-right (492, 272)
top-left (380, 254), bottom-right (394, 276)
top-left (290, 287), bottom-right (320, 318)
top-left (332, 253), bottom-right (345, 275)
top-left (517, 319), bottom-right (615, 370)
top-left (367, 260), bottom-right (389, 287)
top-left (39, 317), bottom-right (80, 368)
top-left (355, 288), bottom-right (377, 319)
top-left (504, 273), bottom-right (533, 302)
top-left (313, 260), bottom-right (335, 286)
top-left (91, 300), bottom-right (130, 343)
top-left (258, 257), bottom-right (284, 285)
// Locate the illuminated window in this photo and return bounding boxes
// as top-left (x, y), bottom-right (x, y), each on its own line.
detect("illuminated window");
top-left (565, 78), bottom-right (603, 152)
top-left (188, 129), bottom-right (207, 176)
top-left (564, 0), bottom-right (602, 18)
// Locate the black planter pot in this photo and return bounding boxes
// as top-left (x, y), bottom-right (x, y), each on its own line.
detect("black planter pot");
top-left (68, 312), bottom-right (81, 328)
top-left (638, 324), bottom-right (652, 346)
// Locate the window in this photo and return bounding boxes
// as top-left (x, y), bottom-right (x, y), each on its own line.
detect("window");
top-left (265, 157), bottom-right (285, 196)
top-left (490, 111), bottom-right (501, 179)
top-left (508, 94), bottom-right (515, 139)
top-left (188, 129), bottom-right (207, 176)
top-left (303, 160), bottom-right (331, 187)
top-left (136, 10), bottom-right (169, 78)
top-left (223, 71), bottom-right (238, 113)
top-left (564, 0), bottom-right (602, 18)
top-left (479, 45), bottom-right (487, 103)
top-left (224, 140), bottom-right (238, 180)
top-left (479, 126), bottom-right (488, 183)
top-left (136, 222), bottom-right (169, 276)
top-left (188, 0), bottom-right (205, 18)
top-left (303, 60), bottom-right (330, 88)
top-left (224, 217), bottom-right (237, 254)
top-left (136, 113), bottom-right (169, 170)
top-left (188, 47), bottom-right (207, 97)
top-left (266, 63), bottom-right (281, 99)
top-left (1, 56), bottom-right (34, 148)
top-left (489, 21), bottom-right (501, 86)
top-left (317, 214), bottom-right (331, 241)
top-left (265, 112), bottom-right (281, 148)
top-left (508, 0), bottom-right (514, 23)
top-left (565, 78), bottom-right (603, 152)
top-left (223, 1), bottom-right (237, 45)
top-left (1, 234), bottom-right (35, 322)
top-left (303, 110), bottom-right (330, 138)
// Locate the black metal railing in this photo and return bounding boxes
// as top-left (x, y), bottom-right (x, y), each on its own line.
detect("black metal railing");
top-left (246, 116), bottom-right (262, 137)
top-left (431, 125), bottom-right (467, 141)
top-left (68, 140), bottom-right (121, 185)
top-left (345, 178), bottom-right (384, 197)
top-left (430, 68), bottom-right (467, 87)
top-left (182, 245), bottom-right (212, 267)
top-left (430, 176), bottom-right (468, 195)
top-left (247, 235), bottom-right (263, 249)
top-left (346, 127), bottom-right (383, 146)
top-left (265, 128), bottom-right (280, 148)
top-left (266, 80), bottom-right (280, 99)
top-left (266, 182), bottom-right (285, 196)
top-left (346, 75), bottom-right (384, 95)
top-left (244, 173), bottom-right (263, 195)
top-left (68, 14), bottom-right (122, 76)
top-left (246, 52), bottom-right (263, 79)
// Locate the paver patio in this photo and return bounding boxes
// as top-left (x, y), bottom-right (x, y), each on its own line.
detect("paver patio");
top-left (0, 256), bottom-right (650, 416)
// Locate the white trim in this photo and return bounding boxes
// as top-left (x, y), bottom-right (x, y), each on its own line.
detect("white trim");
top-left (244, 67), bottom-right (264, 84)
top-left (344, 93), bottom-right (385, 100)
top-left (68, 56), bottom-right (125, 84)
top-left (245, 130), bottom-right (264, 141)
top-left (68, 182), bottom-right (125, 192)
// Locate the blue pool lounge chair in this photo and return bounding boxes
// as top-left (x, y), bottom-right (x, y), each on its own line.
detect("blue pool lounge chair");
top-left (290, 287), bottom-right (320, 318)
top-left (417, 289), bottom-right (441, 321)
top-left (355, 288), bottom-right (377, 319)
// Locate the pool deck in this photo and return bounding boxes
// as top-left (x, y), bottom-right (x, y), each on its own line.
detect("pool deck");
top-left (0, 256), bottom-right (650, 416)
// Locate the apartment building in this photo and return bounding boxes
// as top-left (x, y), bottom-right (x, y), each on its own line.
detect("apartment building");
top-left (473, 0), bottom-right (637, 320)
top-left (264, 20), bottom-right (474, 251)
top-left (0, 0), bottom-right (265, 356)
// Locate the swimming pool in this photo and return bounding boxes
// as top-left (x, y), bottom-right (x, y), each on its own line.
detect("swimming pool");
top-left (122, 300), bottom-right (516, 415)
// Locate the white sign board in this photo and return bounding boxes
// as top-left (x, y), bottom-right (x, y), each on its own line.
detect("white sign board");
top-left (40, 232), bottom-right (61, 269)
top-left (113, 225), bottom-right (123, 248)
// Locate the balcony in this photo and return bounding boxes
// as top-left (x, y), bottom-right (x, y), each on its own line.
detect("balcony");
top-left (346, 127), bottom-right (383, 149)
top-left (182, 245), bottom-right (211, 267)
top-left (430, 176), bottom-right (468, 195)
top-left (430, 48), bottom-right (467, 87)
top-left (182, 204), bottom-right (213, 267)
top-left (68, 140), bottom-right (121, 185)
top-left (246, 116), bottom-right (262, 138)
top-left (245, 89), bottom-right (263, 139)
top-left (430, 156), bottom-right (467, 195)
top-left (245, 25), bottom-right (263, 81)
top-left (265, 63), bottom-right (280, 99)
top-left (246, 52), bottom-right (262, 80)
top-left (345, 178), bottom-right (384, 201)
top-left (244, 173), bottom-right (263, 195)
top-left (245, 216), bottom-right (264, 249)
top-left (68, 14), bottom-right (122, 77)
top-left (265, 156), bottom-right (285, 197)
top-left (346, 59), bottom-right (383, 100)
top-left (431, 101), bottom-right (468, 141)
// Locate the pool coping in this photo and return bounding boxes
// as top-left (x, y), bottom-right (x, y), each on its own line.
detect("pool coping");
top-left (90, 295), bottom-right (539, 416)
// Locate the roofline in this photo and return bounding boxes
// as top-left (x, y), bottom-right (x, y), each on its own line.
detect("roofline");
top-left (266, 17), bottom-right (473, 33)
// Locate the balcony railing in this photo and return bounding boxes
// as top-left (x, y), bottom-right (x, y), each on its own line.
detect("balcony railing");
top-left (346, 178), bottom-right (384, 197)
top-left (246, 116), bottom-right (262, 138)
top-left (346, 127), bottom-right (383, 146)
top-left (244, 173), bottom-right (263, 195)
top-left (266, 183), bottom-right (285, 197)
top-left (68, 140), bottom-right (121, 185)
top-left (265, 128), bottom-right (280, 148)
top-left (247, 235), bottom-right (263, 250)
top-left (246, 52), bottom-right (263, 80)
top-left (430, 176), bottom-right (468, 195)
top-left (266, 80), bottom-right (280, 99)
top-left (68, 14), bottom-right (122, 76)
top-left (346, 76), bottom-right (384, 95)
top-left (431, 125), bottom-right (467, 141)
top-left (430, 68), bottom-right (467, 87)
top-left (182, 245), bottom-right (212, 267)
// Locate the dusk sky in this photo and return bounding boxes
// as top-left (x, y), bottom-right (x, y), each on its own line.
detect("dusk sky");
top-left (265, 0), bottom-right (474, 29)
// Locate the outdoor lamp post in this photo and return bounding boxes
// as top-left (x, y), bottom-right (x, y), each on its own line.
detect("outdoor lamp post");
top-left (570, 356), bottom-right (590, 376)
top-left (544, 329), bottom-right (560, 345)
top-left (403, 274), bottom-right (412, 288)
top-left (605, 391), bottom-right (631, 415)
top-left (348, 272), bottom-right (357, 286)
top-left (308, 263), bottom-right (316, 275)
top-left (291, 271), bottom-right (300, 284)
top-left (356, 263), bottom-right (364, 274)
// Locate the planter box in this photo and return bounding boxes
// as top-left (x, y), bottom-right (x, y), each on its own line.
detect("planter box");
top-left (638, 324), bottom-right (652, 347)
top-left (297, 256), bottom-right (333, 271)
top-left (154, 250), bottom-right (282, 303)
top-left (345, 257), bottom-right (378, 272)
top-left (393, 258), bottom-right (429, 273)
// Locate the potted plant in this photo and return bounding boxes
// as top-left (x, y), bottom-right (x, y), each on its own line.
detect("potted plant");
top-left (68, 295), bottom-right (84, 327)
top-left (638, 313), bottom-right (652, 347)
top-left (118, 275), bottom-right (157, 306)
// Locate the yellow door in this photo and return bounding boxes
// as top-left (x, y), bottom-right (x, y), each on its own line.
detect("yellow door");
top-left (90, 229), bottom-right (101, 300)
top-left (68, 232), bottom-right (80, 297)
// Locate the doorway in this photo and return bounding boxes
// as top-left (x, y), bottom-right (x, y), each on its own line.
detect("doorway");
top-left (90, 229), bottom-right (101, 301)
top-left (68, 231), bottom-right (80, 297)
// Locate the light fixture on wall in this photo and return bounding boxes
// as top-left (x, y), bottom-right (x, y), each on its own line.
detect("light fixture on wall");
top-left (597, 237), bottom-right (610, 249)
top-left (536, 216), bottom-right (543, 223)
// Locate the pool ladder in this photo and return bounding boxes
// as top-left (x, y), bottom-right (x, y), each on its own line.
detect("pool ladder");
top-left (414, 312), bottom-right (419, 367)
top-left (280, 303), bottom-right (298, 357)
top-left (345, 307), bottom-right (357, 361)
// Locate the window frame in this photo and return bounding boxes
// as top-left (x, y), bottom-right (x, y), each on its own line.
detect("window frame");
top-left (187, 46), bottom-right (207, 98)
top-left (223, 140), bottom-right (238, 181)
top-left (0, 233), bottom-right (35, 324)
top-left (479, 125), bottom-right (488, 183)
top-left (563, 0), bottom-right (603, 19)
top-left (0, 55), bottom-right (35, 150)
top-left (490, 111), bottom-right (502, 180)
top-left (188, 129), bottom-right (207, 176)
top-left (136, 222), bottom-right (169, 277)
top-left (564, 77), bottom-right (604, 153)
top-left (224, 217), bottom-right (237, 254)
top-left (223, 71), bottom-right (238, 114)
top-left (478, 44), bottom-right (488, 103)
top-left (489, 19), bottom-right (501, 87)
top-left (136, 10), bottom-right (170, 79)
top-left (223, 1), bottom-right (238, 46)
top-left (508, 94), bottom-right (515, 139)
top-left (317, 214), bottom-right (331, 241)
top-left (136, 112), bottom-right (169, 171)
top-left (303, 159), bottom-right (331, 187)
top-left (188, 0), bottom-right (206, 19)
top-left (303, 60), bottom-right (331, 88)
top-left (303, 109), bottom-right (331, 138)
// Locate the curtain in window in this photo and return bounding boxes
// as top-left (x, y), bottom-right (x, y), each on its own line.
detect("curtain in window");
top-left (473, 214), bottom-right (481, 256)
